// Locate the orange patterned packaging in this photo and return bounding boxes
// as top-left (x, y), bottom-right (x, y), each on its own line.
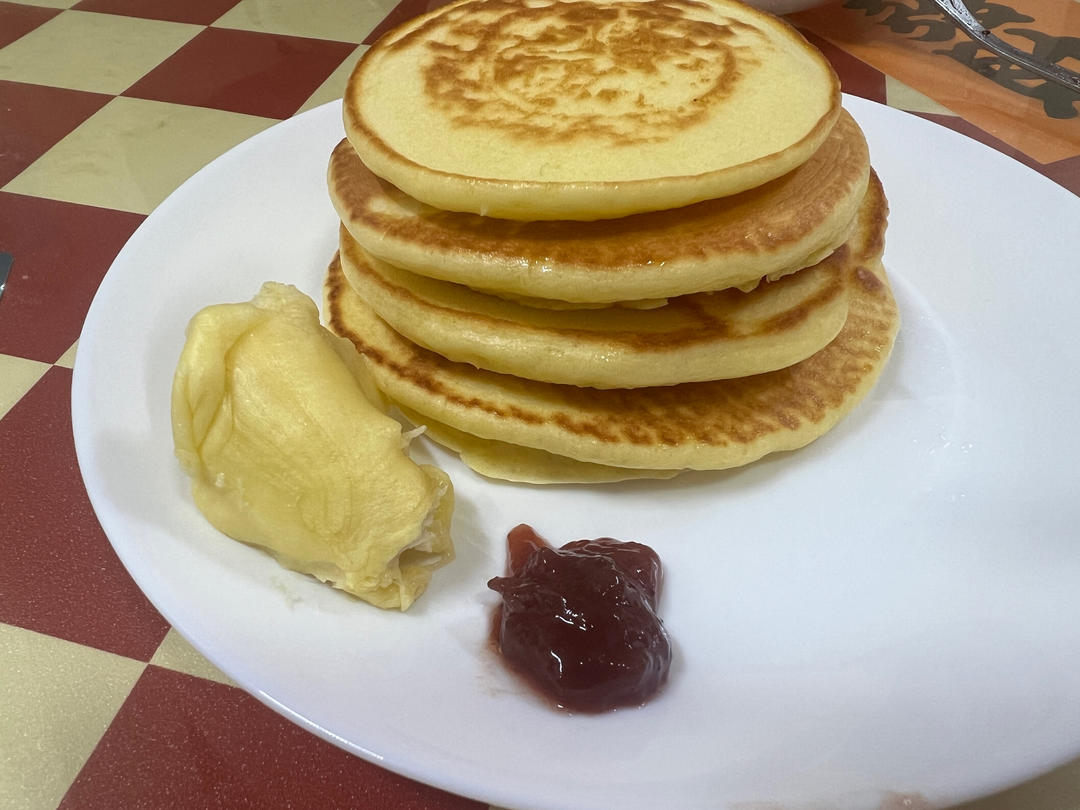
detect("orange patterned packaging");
top-left (792, 0), bottom-right (1080, 166)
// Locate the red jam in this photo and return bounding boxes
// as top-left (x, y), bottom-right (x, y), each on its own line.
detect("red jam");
top-left (487, 524), bottom-right (672, 713)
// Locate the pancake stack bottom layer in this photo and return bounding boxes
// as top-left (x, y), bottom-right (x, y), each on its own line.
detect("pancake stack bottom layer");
top-left (321, 0), bottom-right (899, 483)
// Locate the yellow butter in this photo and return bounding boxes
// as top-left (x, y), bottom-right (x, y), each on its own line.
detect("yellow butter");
top-left (171, 282), bottom-right (454, 610)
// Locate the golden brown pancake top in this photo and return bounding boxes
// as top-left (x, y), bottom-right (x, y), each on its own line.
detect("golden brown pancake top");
top-left (343, 0), bottom-right (841, 219)
top-left (402, 0), bottom-right (756, 146)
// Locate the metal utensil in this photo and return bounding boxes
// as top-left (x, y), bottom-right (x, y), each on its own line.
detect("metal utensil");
top-left (0, 253), bottom-right (12, 306)
top-left (930, 0), bottom-right (1080, 93)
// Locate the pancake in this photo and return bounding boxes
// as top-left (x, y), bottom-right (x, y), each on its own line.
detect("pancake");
top-left (398, 406), bottom-right (680, 484)
top-left (323, 174), bottom-right (898, 474)
top-left (329, 109), bottom-right (869, 303)
top-left (342, 0), bottom-right (841, 221)
top-left (337, 222), bottom-right (853, 389)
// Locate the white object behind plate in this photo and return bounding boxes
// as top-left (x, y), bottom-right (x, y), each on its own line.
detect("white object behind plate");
top-left (72, 96), bottom-right (1080, 810)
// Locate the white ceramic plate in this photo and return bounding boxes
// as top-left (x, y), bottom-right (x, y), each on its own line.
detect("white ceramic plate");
top-left (72, 96), bottom-right (1080, 810)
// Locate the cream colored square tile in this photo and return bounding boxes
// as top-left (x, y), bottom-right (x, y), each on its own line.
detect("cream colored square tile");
top-left (150, 628), bottom-right (236, 687)
top-left (0, 10), bottom-right (200, 94)
top-left (885, 76), bottom-right (955, 116)
top-left (2, 0), bottom-right (79, 8)
top-left (0, 354), bottom-right (49, 420)
top-left (0, 623), bottom-right (145, 810)
top-left (4, 97), bottom-right (277, 215)
top-left (296, 44), bottom-right (366, 114)
top-left (54, 340), bottom-right (78, 370)
top-left (213, 0), bottom-right (392, 44)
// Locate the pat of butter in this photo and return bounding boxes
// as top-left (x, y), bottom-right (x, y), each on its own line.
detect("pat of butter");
top-left (171, 282), bottom-right (454, 610)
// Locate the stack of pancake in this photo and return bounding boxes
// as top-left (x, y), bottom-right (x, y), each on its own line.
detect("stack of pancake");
top-left (322, 0), bottom-right (899, 483)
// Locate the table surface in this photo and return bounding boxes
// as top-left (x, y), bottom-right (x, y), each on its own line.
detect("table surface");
top-left (1, 0), bottom-right (1078, 808)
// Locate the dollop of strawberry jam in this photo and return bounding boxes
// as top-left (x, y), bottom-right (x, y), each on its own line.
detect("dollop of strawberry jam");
top-left (487, 524), bottom-right (672, 713)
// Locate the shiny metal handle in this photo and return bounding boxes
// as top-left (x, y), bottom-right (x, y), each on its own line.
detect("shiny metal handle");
top-left (0, 253), bottom-right (12, 306)
top-left (931, 0), bottom-right (1080, 93)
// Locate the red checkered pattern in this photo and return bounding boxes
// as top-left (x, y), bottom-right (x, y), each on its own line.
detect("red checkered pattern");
top-left (1, 0), bottom-right (1076, 807)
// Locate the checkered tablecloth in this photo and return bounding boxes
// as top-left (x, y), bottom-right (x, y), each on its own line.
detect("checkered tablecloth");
top-left (1, 0), bottom-right (1077, 808)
